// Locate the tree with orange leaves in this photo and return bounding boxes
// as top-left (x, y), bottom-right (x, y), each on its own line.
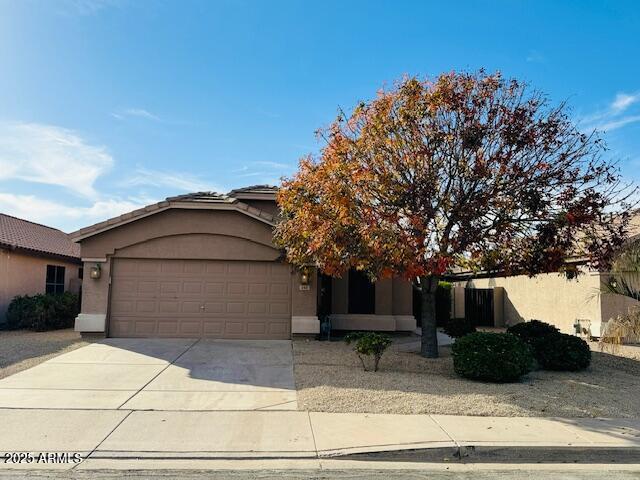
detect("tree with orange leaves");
top-left (275, 71), bottom-right (634, 358)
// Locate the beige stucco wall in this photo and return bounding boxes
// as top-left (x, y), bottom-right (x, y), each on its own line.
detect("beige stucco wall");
top-left (601, 292), bottom-right (640, 323)
top-left (460, 271), bottom-right (603, 333)
top-left (80, 209), bottom-right (276, 258)
top-left (392, 277), bottom-right (413, 315)
top-left (0, 249), bottom-right (81, 322)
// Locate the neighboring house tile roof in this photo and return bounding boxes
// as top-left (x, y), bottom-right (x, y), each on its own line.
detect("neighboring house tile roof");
top-left (228, 185), bottom-right (278, 196)
top-left (71, 189), bottom-right (277, 242)
top-left (0, 213), bottom-right (80, 261)
top-left (165, 192), bottom-right (231, 203)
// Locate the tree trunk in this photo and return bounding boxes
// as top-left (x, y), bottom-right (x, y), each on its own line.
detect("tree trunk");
top-left (420, 275), bottom-right (440, 358)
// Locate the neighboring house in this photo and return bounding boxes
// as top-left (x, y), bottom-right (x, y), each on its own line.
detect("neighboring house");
top-left (452, 212), bottom-right (640, 336)
top-left (0, 214), bottom-right (82, 324)
top-left (71, 186), bottom-right (415, 339)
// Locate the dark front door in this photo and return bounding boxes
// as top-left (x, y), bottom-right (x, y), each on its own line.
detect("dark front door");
top-left (465, 288), bottom-right (494, 327)
top-left (317, 273), bottom-right (333, 316)
top-left (348, 269), bottom-right (375, 314)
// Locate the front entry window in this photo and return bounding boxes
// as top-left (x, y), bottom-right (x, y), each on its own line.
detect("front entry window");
top-left (348, 269), bottom-right (375, 314)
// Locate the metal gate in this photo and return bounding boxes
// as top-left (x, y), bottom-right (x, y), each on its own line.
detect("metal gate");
top-left (465, 288), bottom-right (494, 327)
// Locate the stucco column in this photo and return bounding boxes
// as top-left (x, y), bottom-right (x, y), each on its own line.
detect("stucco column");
top-left (291, 267), bottom-right (319, 334)
top-left (75, 258), bottom-right (111, 333)
top-left (392, 277), bottom-right (416, 331)
top-left (375, 278), bottom-right (393, 315)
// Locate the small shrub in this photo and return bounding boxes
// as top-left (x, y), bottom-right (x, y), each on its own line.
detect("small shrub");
top-left (452, 332), bottom-right (534, 383)
top-left (536, 333), bottom-right (591, 371)
top-left (4, 295), bottom-right (31, 330)
top-left (443, 317), bottom-right (476, 338)
top-left (507, 320), bottom-right (560, 341)
top-left (344, 332), bottom-right (392, 372)
top-left (4, 293), bottom-right (79, 331)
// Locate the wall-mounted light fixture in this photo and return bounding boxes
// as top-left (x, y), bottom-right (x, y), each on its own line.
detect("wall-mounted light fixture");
top-left (89, 263), bottom-right (102, 280)
top-left (299, 266), bottom-right (310, 286)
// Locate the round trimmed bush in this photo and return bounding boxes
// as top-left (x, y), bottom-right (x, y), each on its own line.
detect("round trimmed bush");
top-left (452, 332), bottom-right (534, 383)
top-left (443, 317), bottom-right (476, 338)
top-left (507, 320), bottom-right (559, 342)
top-left (535, 333), bottom-right (591, 371)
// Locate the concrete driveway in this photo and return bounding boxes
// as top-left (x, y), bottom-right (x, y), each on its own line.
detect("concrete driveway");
top-left (0, 338), bottom-right (297, 411)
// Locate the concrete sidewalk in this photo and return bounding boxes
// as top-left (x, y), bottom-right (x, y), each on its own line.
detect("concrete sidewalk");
top-left (1, 410), bottom-right (638, 471)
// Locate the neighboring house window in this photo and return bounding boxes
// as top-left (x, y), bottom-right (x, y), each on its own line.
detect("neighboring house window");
top-left (46, 265), bottom-right (66, 295)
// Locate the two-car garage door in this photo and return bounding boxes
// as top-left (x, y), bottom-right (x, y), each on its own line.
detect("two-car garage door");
top-left (108, 258), bottom-right (291, 339)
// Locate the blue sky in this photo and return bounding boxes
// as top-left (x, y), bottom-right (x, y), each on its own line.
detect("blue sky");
top-left (0, 0), bottom-right (638, 232)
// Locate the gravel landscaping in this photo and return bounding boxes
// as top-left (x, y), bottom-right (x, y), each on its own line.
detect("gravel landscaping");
top-left (0, 329), bottom-right (91, 379)
top-left (293, 336), bottom-right (640, 418)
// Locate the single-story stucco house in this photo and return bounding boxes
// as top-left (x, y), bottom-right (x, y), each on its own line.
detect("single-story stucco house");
top-left (0, 213), bottom-right (82, 324)
top-left (71, 186), bottom-right (416, 338)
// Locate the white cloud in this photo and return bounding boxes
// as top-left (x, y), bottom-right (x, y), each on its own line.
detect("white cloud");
top-left (112, 108), bottom-right (160, 121)
top-left (579, 91), bottom-right (640, 132)
top-left (0, 193), bottom-right (147, 232)
top-left (120, 167), bottom-right (224, 193)
top-left (252, 161), bottom-right (292, 169)
top-left (611, 92), bottom-right (640, 113)
top-left (596, 115), bottom-right (640, 132)
top-left (526, 50), bottom-right (545, 63)
top-left (0, 122), bottom-right (113, 199)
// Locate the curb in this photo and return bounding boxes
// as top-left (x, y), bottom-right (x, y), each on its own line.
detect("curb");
top-left (324, 445), bottom-right (640, 464)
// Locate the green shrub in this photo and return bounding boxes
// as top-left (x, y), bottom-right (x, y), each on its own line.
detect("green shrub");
top-left (443, 317), bottom-right (476, 338)
top-left (4, 293), bottom-right (79, 331)
top-left (535, 333), bottom-right (591, 371)
top-left (452, 332), bottom-right (534, 383)
top-left (4, 295), bottom-right (31, 330)
top-left (507, 320), bottom-right (560, 342)
top-left (344, 332), bottom-right (393, 372)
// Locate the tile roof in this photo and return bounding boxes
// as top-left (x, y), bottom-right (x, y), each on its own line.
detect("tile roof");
top-left (165, 191), bottom-right (232, 203)
top-left (228, 185), bottom-right (278, 196)
top-left (0, 213), bottom-right (80, 261)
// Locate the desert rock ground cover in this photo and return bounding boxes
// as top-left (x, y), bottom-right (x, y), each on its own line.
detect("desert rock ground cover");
top-left (293, 336), bottom-right (640, 417)
top-left (0, 328), bottom-right (90, 379)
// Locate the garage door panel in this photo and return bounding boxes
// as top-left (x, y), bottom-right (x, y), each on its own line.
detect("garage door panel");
top-left (178, 321), bottom-right (202, 336)
top-left (158, 301), bottom-right (179, 313)
top-left (134, 320), bottom-right (157, 335)
top-left (270, 302), bottom-right (289, 315)
top-left (205, 283), bottom-right (225, 295)
top-left (109, 259), bottom-right (291, 339)
top-left (182, 301), bottom-right (203, 314)
top-left (270, 283), bottom-right (289, 296)
top-left (160, 282), bottom-right (180, 294)
top-left (227, 263), bottom-right (248, 275)
top-left (226, 302), bottom-right (245, 314)
top-left (183, 282), bottom-right (203, 294)
top-left (247, 322), bottom-right (266, 334)
top-left (268, 323), bottom-right (288, 335)
top-left (204, 302), bottom-right (225, 313)
top-left (225, 322), bottom-right (245, 335)
top-left (203, 321), bottom-right (224, 335)
top-left (227, 283), bottom-right (246, 295)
